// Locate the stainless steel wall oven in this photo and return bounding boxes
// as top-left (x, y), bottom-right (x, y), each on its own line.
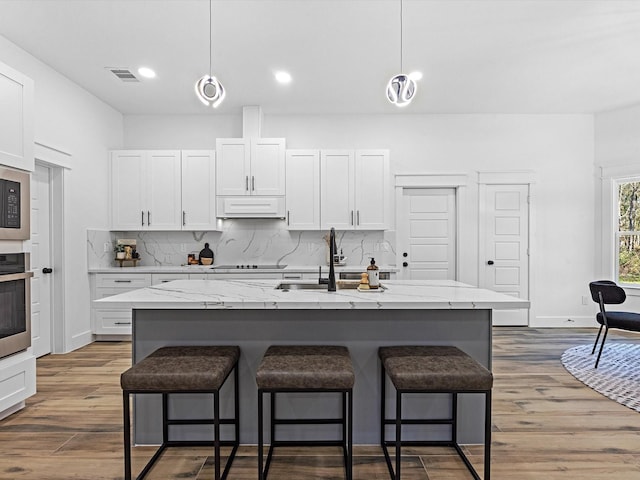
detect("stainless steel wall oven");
top-left (0, 253), bottom-right (33, 358)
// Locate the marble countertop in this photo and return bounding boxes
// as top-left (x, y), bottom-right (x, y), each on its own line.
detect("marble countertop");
top-left (95, 279), bottom-right (529, 310)
top-left (88, 264), bottom-right (398, 274)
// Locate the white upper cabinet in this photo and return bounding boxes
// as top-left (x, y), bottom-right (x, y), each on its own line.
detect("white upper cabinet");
top-left (285, 150), bottom-right (320, 230)
top-left (215, 139), bottom-right (250, 196)
top-left (181, 150), bottom-right (217, 230)
top-left (216, 138), bottom-right (285, 196)
top-left (0, 61), bottom-right (34, 171)
top-left (251, 138), bottom-right (286, 195)
top-left (320, 149), bottom-right (389, 230)
top-left (320, 150), bottom-right (355, 230)
top-left (354, 150), bottom-right (390, 230)
top-left (110, 150), bottom-right (182, 230)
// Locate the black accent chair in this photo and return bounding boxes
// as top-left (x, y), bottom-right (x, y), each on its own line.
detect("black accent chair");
top-left (589, 280), bottom-right (640, 368)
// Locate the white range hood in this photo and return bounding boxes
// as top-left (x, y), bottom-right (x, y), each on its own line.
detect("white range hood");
top-left (215, 106), bottom-right (286, 219)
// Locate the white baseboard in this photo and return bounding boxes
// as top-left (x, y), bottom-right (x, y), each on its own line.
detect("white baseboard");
top-left (531, 316), bottom-right (595, 328)
top-left (67, 330), bottom-right (93, 353)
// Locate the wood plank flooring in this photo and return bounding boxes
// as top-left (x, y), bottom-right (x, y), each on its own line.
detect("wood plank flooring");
top-left (1, 328), bottom-right (639, 479)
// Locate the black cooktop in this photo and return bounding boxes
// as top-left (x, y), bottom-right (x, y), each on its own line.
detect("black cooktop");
top-left (211, 264), bottom-right (287, 270)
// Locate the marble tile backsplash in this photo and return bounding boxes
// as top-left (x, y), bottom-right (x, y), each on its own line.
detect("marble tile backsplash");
top-left (87, 221), bottom-right (396, 269)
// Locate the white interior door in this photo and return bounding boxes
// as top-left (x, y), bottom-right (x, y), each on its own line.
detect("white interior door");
top-left (398, 188), bottom-right (456, 280)
top-left (480, 184), bottom-right (529, 326)
top-left (31, 163), bottom-right (52, 357)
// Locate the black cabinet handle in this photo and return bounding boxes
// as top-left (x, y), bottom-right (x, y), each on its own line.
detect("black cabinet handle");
top-left (141, 210), bottom-right (144, 226)
top-left (487, 260), bottom-right (495, 265)
top-left (403, 252), bottom-right (408, 257)
top-left (402, 262), bottom-right (408, 267)
top-left (43, 267), bottom-right (53, 274)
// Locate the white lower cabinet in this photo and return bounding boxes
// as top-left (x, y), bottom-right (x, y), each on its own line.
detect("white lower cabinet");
top-left (151, 273), bottom-right (189, 285)
top-left (91, 273), bottom-right (152, 336)
top-left (0, 351), bottom-right (36, 418)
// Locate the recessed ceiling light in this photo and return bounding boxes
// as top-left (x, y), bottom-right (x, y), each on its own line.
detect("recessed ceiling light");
top-left (408, 71), bottom-right (423, 81)
top-left (275, 71), bottom-right (292, 84)
top-left (138, 67), bottom-right (156, 79)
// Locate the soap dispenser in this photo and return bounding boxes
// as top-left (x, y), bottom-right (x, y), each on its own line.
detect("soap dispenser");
top-left (367, 257), bottom-right (380, 289)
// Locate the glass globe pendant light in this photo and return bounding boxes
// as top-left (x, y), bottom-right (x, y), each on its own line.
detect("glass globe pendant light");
top-left (195, 0), bottom-right (225, 108)
top-left (386, 0), bottom-right (416, 107)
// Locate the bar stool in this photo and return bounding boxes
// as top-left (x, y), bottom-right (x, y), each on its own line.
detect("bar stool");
top-left (256, 345), bottom-right (355, 480)
top-left (379, 345), bottom-right (493, 480)
top-left (121, 345), bottom-right (240, 480)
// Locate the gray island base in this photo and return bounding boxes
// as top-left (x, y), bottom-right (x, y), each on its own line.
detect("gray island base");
top-left (96, 279), bottom-right (528, 446)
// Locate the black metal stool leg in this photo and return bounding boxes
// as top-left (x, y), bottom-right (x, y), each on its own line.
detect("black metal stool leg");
top-left (258, 389), bottom-right (264, 480)
top-left (347, 389), bottom-right (353, 480)
top-left (395, 389), bottom-right (402, 480)
top-left (214, 390), bottom-right (221, 480)
top-left (485, 391), bottom-right (492, 480)
top-left (123, 391), bottom-right (131, 480)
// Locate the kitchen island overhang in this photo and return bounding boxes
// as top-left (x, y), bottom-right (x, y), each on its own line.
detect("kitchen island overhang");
top-left (97, 279), bottom-right (528, 445)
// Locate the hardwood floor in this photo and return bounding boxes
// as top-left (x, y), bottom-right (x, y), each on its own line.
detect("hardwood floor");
top-left (1, 328), bottom-right (639, 479)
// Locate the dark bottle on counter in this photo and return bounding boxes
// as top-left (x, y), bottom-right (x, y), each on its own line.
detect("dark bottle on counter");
top-left (199, 243), bottom-right (214, 265)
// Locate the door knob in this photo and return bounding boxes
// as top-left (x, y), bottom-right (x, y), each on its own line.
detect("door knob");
top-left (402, 262), bottom-right (408, 267)
top-left (43, 267), bottom-right (53, 274)
top-left (487, 260), bottom-right (494, 265)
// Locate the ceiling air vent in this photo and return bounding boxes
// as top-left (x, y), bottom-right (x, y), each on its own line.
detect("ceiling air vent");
top-left (107, 68), bottom-right (139, 82)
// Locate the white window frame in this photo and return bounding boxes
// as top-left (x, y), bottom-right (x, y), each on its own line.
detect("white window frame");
top-left (614, 176), bottom-right (640, 287)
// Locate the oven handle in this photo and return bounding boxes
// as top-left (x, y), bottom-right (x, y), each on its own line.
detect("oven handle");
top-left (0, 271), bottom-right (34, 283)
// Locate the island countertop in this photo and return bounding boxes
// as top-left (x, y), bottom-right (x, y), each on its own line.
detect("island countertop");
top-left (95, 278), bottom-right (529, 310)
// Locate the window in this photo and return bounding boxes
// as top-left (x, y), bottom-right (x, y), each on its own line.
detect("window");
top-left (617, 179), bottom-right (640, 285)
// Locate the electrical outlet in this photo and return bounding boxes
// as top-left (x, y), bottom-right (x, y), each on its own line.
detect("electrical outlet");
top-left (103, 242), bottom-right (110, 253)
top-left (581, 295), bottom-right (588, 305)
top-left (180, 244), bottom-right (186, 252)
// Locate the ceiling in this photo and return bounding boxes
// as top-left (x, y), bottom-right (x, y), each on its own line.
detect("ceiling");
top-left (1, 0), bottom-right (640, 116)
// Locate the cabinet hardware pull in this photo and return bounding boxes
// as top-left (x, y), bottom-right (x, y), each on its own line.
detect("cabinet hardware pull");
top-left (350, 210), bottom-right (354, 225)
top-left (148, 211), bottom-right (151, 226)
top-left (287, 210), bottom-right (290, 225)
top-left (141, 210), bottom-right (144, 226)
top-left (245, 176), bottom-right (249, 191)
top-left (183, 211), bottom-right (186, 226)
top-left (252, 176), bottom-right (255, 191)
top-left (114, 280), bottom-right (132, 283)
top-left (357, 210), bottom-right (360, 225)
top-left (114, 322), bottom-right (132, 325)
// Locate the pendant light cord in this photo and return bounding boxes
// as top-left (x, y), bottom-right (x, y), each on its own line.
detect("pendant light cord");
top-left (400, 0), bottom-right (403, 73)
top-left (209, 0), bottom-right (212, 77)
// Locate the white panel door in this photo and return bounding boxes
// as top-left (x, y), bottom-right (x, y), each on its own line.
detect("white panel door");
top-left (251, 138), bottom-right (285, 196)
top-left (181, 150), bottom-right (216, 230)
top-left (110, 151), bottom-right (145, 230)
top-left (285, 150), bottom-right (320, 230)
top-left (146, 151), bottom-right (181, 230)
top-left (481, 184), bottom-right (529, 326)
top-left (398, 188), bottom-right (456, 280)
top-left (355, 150), bottom-right (388, 230)
top-left (216, 139), bottom-right (250, 196)
top-left (320, 150), bottom-right (355, 230)
top-left (31, 164), bottom-right (52, 357)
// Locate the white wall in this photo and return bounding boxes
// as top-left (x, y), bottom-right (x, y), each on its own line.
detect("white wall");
top-left (125, 113), bottom-right (595, 327)
top-left (0, 34), bottom-right (123, 352)
top-left (595, 104), bottom-right (640, 311)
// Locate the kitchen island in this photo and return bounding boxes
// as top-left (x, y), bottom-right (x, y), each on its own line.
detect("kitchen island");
top-left (97, 279), bottom-right (528, 445)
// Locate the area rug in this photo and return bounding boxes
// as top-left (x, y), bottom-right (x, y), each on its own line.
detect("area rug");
top-left (561, 343), bottom-right (640, 412)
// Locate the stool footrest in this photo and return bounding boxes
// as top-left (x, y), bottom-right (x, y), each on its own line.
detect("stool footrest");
top-left (274, 417), bottom-right (345, 425)
top-left (383, 417), bottom-right (453, 426)
top-left (166, 418), bottom-right (237, 426)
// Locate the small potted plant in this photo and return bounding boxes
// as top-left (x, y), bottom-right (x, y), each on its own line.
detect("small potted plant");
top-left (114, 244), bottom-right (125, 260)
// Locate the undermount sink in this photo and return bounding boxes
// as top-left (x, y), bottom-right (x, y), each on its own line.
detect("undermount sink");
top-left (275, 282), bottom-right (329, 291)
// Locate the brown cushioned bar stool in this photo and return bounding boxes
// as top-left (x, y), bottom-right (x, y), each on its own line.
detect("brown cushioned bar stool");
top-left (379, 346), bottom-right (493, 480)
top-left (256, 345), bottom-right (355, 480)
top-left (121, 346), bottom-right (240, 480)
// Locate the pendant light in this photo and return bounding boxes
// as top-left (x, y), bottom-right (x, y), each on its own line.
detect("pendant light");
top-left (195, 0), bottom-right (225, 108)
top-left (386, 0), bottom-right (416, 107)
